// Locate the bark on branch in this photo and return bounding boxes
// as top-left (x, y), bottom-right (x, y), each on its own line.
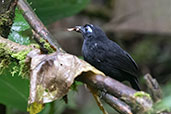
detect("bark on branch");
top-left (0, 0), bottom-right (18, 38)
top-left (77, 73), bottom-right (152, 114)
top-left (99, 91), bottom-right (132, 114)
top-left (144, 73), bottom-right (162, 103)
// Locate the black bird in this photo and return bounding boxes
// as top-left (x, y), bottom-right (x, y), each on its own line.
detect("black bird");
top-left (68, 24), bottom-right (141, 91)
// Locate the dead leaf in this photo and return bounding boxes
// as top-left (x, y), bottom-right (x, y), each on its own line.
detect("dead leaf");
top-left (27, 50), bottom-right (105, 113)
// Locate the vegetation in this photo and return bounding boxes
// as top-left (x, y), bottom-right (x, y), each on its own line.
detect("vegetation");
top-left (0, 0), bottom-right (171, 114)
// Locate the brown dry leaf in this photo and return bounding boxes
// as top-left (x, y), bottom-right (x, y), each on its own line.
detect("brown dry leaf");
top-left (27, 50), bottom-right (105, 112)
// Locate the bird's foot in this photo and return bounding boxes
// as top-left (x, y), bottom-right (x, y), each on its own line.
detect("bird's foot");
top-left (99, 89), bottom-right (107, 99)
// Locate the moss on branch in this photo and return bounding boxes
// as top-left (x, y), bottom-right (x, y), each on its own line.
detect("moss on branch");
top-left (0, 39), bottom-right (34, 78)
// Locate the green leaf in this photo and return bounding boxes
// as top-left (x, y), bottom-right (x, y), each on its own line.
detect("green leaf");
top-left (27, 0), bottom-right (90, 24)
top-left (0, 64), bottom-right (29, 111)
top-left (11, 9), bottom-right (30, 32)
top-left (153, 84), bottom-right (171, 112)
top-left (8, 31), bottom-right (31, 45)
top-left (159, 85), bottom-right (171, 109)
top-left (8, 9), bottom-right (31, 45)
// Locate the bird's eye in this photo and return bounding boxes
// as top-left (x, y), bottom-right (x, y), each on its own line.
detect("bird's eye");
top-left (85, 26), bottom-right (92, 33)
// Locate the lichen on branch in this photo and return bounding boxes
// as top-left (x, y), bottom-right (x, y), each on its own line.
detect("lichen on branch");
top-left (0, 37), bottom-right (36, 78)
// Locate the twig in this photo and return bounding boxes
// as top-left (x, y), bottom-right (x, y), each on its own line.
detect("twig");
top-left (144, 73), bottom-right (162, 103)
top-left (17, 0), bottom-right (61, 52)
top-left (99, 91), bottom-right (132, 114)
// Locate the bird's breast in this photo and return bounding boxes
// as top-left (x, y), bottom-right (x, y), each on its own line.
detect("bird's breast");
top-left (90, 43), bottom-right (98, 50)
top-left (82, 40), bottom-right (98, 52)
top-left (82, 41), bottom-right (99, 61)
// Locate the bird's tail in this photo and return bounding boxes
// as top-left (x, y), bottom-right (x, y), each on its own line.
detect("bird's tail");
top-left (129, 77), bottom-right (141, 91)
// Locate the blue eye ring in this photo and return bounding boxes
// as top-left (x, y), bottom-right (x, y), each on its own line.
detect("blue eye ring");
top-left (85, 26), bottom-right (93, 33)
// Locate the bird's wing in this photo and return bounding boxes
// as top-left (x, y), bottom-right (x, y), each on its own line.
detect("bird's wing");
top-left (123, 50), bottom-right (138, 71)
top-left (99, 42), bottom-right (139, 77)
top-left (109, 51), bottom-right (138, 77)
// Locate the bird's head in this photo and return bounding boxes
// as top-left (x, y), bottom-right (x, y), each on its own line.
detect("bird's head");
top-left (68, 24), bottom-right (107, 40)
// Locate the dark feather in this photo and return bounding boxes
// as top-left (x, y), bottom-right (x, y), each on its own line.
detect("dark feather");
top-left (77, 24), bottom-right (141, 90)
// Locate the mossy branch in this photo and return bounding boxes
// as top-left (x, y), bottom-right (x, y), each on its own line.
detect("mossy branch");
top-left (0, 37), bottom-right (38, 77)
top-left (0, 0), bottom-right (18, 38)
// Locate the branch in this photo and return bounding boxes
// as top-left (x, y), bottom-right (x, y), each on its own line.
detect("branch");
top-left (77, 73), bottom-right (152, 113)
top-left (17, 0), bottom-right (61, 51)
top-left (144, 73), bottom-right (162, 103)
top-left (0, 36), bottom-right (35, 52)
top-left (99, 91), bottom-right (132, 114)
top-left (0, 36), bottom-right (152, 113)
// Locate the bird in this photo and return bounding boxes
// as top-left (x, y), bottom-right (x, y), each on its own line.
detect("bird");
top-left (68, 24), bottom-right (141, 91)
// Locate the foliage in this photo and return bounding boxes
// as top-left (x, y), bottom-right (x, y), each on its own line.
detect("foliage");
top-left (0, 42), bottom-right (31, 77)
top-left (0, 8), bottom-right (33, 112)
top-left (8, 9), bottom-right (31, 45)
top-left (27, 0), bottom-right (90, 24)
top-left (153, 84), bottom-right (171, 112)
top-left (11, 49), bottom-right (32, 77)
top-left (0, 43), bottom-right (12, 74)
top-left (0, 41), bottom-right (31, 111)
top-left (0, 64), bottom-right (29, 111)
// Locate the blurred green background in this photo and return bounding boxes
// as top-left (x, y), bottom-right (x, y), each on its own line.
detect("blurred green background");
top-left (0, 0), bottom-right (171, 114)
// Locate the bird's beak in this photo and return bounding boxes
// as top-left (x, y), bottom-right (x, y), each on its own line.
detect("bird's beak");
top-left (67, 26), bottom-right (84, 33)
